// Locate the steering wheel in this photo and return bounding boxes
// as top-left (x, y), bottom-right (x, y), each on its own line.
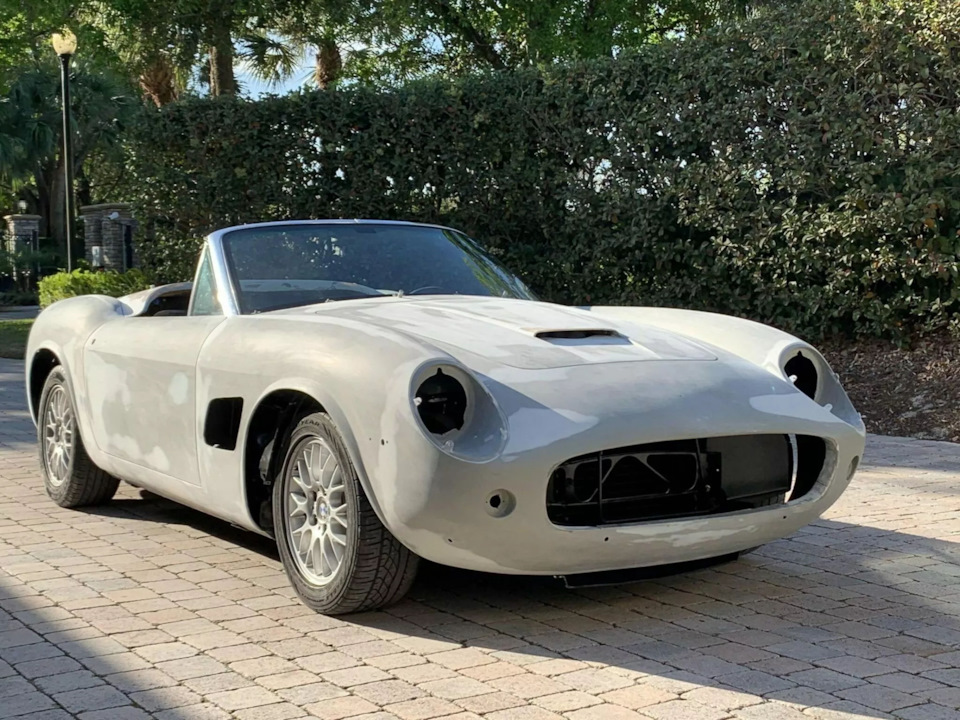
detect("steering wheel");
top-left (406, 286), bottom-right (448, 296)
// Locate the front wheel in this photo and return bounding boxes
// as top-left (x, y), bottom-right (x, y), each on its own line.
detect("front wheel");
top-left (37, 366), bottom-right (119, 508)
top-left (273, 412), bottom-right (419, 614)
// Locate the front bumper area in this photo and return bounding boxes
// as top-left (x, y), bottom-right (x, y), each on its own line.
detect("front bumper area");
top-left (365, 359), bottom-right (866, 576)
top-left (396, 442), bottom-right (855, 575)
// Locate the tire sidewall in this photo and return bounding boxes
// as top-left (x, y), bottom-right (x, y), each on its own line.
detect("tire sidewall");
top-left (37, 367), bottom-right (79, 504)
top-left (273, 413), bottom-right (361, 612)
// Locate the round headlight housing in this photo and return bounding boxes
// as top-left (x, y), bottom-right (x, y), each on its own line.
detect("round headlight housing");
top-left (410, 363), bottom-right (506, 461)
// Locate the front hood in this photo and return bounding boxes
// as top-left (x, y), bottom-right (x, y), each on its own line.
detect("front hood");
top-left (285, 296), bottom-right (717, 369)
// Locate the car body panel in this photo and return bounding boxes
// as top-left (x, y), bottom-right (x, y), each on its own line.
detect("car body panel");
top-left (281, 296), bottom-right (718, 369)
top-left (26, 220), bottom-right (866, 577)
top-left (85, 315), bottom-right (224, 484)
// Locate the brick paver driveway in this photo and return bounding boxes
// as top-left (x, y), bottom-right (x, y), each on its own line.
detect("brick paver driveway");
top-left (2, 358), bottom-right (960, 720)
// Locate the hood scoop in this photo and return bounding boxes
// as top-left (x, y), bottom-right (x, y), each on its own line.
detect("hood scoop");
top-left (534, 329), bottom-right (630, 346)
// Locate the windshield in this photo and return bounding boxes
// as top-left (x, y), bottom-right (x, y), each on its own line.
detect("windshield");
top-left (220, 223), bottom-right (536, 314)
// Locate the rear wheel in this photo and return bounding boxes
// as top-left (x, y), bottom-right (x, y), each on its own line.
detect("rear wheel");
top-left (38, 367), bottom-right (119, 508)
top-left (273, 412), bottom-right (419, 614)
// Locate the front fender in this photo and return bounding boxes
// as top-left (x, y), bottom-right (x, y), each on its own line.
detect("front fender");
top-left (585, 306), bottom-right (863, 431)
top-left (198, 315), bottom-right (454, 535)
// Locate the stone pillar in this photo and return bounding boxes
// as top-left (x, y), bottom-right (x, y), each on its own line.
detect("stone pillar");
top-left (3, 215), bottom-right (41, 284)
top-left (80, 203), bottom-right (138, 270)
top-left (3, 214), bottom-right (41, 255)
top-left (80, 204), bottom-right (105, 266)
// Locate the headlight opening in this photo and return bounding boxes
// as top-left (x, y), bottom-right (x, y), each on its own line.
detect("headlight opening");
top-left (784, 350), bottom-right (819, 400)
top-left (415, 368), bottom-right (467, 435)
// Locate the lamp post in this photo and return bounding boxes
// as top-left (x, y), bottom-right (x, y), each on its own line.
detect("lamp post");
top-left (51, 29), bottom-right (77, 272)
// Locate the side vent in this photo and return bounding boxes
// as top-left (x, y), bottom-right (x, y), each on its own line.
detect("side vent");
top-left (204, 397), bottom-right (244, 450)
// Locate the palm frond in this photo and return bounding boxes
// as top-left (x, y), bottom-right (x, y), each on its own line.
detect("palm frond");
top-left (237, 32), bottom-right (305, 87)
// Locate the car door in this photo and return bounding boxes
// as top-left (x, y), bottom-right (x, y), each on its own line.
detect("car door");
top-left (84, 249), bottom-right (226, 486)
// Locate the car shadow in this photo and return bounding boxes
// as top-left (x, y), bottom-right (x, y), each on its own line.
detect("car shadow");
top-left (83, 491), bottom-right (282, 560)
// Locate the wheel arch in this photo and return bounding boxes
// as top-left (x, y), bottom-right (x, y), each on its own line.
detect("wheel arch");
top-left (28, 347), bottom-right (61, 423)
top-left (241, 383), bottom-right (386, 536)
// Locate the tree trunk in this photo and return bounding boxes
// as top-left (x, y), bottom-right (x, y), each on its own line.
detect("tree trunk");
top-left (208, 22), bottom-right (236, 96)
top-left (314, 38), bottom-right (342, 89)
top-left (139, 54), bottom-right (179, 106)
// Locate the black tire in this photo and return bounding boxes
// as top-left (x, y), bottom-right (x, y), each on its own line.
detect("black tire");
top-left (37, 366), bottom-right (119, 508)
top-left (273, 412), bottom-right (419, 614)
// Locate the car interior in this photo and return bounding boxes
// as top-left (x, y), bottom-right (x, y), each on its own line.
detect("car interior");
top-left (140, 287), bottom-right (192, 317)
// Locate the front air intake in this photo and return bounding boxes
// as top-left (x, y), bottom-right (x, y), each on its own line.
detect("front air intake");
top-left (546, 434), bottom-right (827, 527)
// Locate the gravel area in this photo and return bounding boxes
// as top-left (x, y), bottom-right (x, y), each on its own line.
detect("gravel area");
top-left (824, 334), bottom-right (960, 443)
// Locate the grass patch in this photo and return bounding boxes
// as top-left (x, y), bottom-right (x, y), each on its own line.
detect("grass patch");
top-left (0, 319), bottom-right (33, 359)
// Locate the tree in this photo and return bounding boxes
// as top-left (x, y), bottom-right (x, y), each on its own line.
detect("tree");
top-left (328, 0), bottom-right (759, 85)
top-left (0, 59), bottom-right (134, 243)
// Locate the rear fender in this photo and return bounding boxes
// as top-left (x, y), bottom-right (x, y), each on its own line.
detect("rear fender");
top-left (26, 296), bottom-right (124, 447)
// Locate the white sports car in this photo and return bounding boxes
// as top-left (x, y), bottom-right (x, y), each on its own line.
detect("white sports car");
top-left (26, 220), bottom-right (865, 614)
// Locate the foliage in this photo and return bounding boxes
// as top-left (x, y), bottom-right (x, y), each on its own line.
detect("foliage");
top-left (0, 289), bottom-right (38, 306)
top-left (0, 318), bottom-right (32, 359)
top-left (2, 0), bottom-right (756, 104)
top-left (0, 0), bottom-right (74, 85)
top-left (0, 244), bottom-right (64, 294)
top-left (116, 0), bottom-right (960, 341)
top-left (332, 0), bottom-right (757, 86)
top-left (0, 58), bottom-right (136, 244)
top-left (38, 268), bottom-right (152, 307)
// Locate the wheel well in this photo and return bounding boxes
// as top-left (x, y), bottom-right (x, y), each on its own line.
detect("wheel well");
top-left (244, 390), bottom-right (323, 534)
top-left (29, 350), bottom-right (60, 422)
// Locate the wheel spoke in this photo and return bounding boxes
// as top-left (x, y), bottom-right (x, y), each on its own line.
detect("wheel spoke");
top-left (321, 532), bottom-right (335, 573)
top-left (325, 465), bottom-right (343, 493)
top-left (288, 493), bottom-right (308, 517)
top-left (311, 532), bottom-right (324, 575)
top-left (308, 442), bottom-right (323, 486)
top-left (297, 525), bottom-right (312, 556)
top-left (319, 451), bottom-right (334, 490)
top-left (330, 507), bottom-right (348, 529)
top-left (292, 461), bottom-right (310, 493)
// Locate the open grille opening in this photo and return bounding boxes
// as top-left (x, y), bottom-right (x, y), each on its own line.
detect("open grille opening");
top-left (547, 434), bottom-right (827, 526)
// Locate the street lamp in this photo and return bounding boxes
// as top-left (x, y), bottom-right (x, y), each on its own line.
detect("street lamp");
top-left (17, 200), bottom-right (27, 214)
top-left (51, 29), bottom-right (77, 272)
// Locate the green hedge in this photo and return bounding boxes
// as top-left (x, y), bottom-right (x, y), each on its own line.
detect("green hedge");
top-left (38, 269), bottom-right (153, 308)
top-left (119, 0), bottom-right (960, 341)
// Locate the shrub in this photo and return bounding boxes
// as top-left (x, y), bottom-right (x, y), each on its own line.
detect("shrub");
top-left (0, 290), bottom-right (38, 306)
top-left (38, 269), bottom-right (153, 308)
top-left (114, 0), bottom-right (960, 341)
